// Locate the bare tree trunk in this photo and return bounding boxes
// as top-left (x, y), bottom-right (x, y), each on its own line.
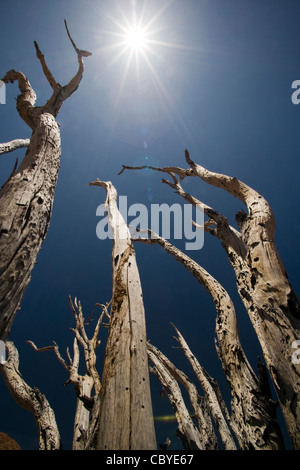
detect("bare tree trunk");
top-left (137, 230), bottom-right (283, 449)
top-left (0, 21), bottom-right (91, 340)
top-left (89, 180), bottom-right (157, 450)
top-left (72, 375), bottom-right (94, 450)
top-left (182, 151), bottom-right (300, 449)
top-left (120, 149), bottom-right (299, 448)
top-left (0, 341), bottom-right (61, 450)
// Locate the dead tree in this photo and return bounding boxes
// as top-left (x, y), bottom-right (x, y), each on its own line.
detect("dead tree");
top-left (0, 180), bottom-right (157, 451)
top-left (88, 180), bottom-right (157, 450)
top-left (139, 229), bottom-right (283, 449)
top-left (0, 341), bottom-right (61, 450)
top-left (0, 296), bottom-right (108, 450)
top-left (120, 149), bottom-right (300, 449)
top-left (27, 296), bottom-right (107, 450)
top-left (2, 150), bottom-right (298, 449)
top-left (0, 21), bottom-right (91, 340)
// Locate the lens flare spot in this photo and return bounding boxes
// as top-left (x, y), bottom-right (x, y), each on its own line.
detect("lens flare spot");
top-left (154, 415), bottom-right (177, 423)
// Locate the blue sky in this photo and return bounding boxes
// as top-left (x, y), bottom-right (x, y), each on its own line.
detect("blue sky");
top-left (0, 0), bottom-right (300, 450)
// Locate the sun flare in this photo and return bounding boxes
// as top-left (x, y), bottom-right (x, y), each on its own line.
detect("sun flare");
top-left (98, 2), bottom-right (198, 144)
top-left (125, 26), bottom-right (146, 51)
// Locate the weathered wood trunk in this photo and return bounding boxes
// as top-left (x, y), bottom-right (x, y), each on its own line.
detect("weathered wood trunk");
top-left (0, 112), bottom-right (61, 340)
top-left (138, 231), bottom-right (283, 449)
top-left (0, 22), bottom-right (91, 340)
top-left (89, 180), bottom-right (157, 450)
top-left (234, 205), bottom-right (300, 449)
top-left (0, 341), bottom-right (61, 450)
top-left (73, 375), bottom-right (94, 450)
top-left (182, 151), bottom-right (300, 449)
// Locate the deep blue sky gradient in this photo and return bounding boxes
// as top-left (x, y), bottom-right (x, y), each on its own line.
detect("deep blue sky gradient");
top-left (0, 0), bottom-right (300, 450)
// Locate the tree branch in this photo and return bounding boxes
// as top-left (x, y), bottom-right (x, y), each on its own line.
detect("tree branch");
top-left (68, 295), bottom-right (102, 394)
top-left (120, 160), bottom-right (246, 262)
top-left (0, 139), bottom-right (30, 155)
top-left (0, 341), bottom-right (61, 450)
top-left (27, 297), bottom-right (106, 449)
top-left (148, 341), bottom-right (220, 449)
top-left (148, 345), bottom-right (206, 450)
top-left (34, 40), bottom-right (57, 90)
top-left (183, 150), bottom-right (271, 219)
top-left (27, 339), bottom-right (69, 371)
top-left (1, 70), bottom-right (37, 128)
top-left (61, 20), bottom-right (92, 102)
top-left (118, 163), bottom-right (194, 181)
top-left (64, 19), bottom-right (92, 58)
top-left (169, 325), bottom-right (237, 450)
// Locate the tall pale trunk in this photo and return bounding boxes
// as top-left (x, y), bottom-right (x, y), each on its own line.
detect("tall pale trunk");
top-left (89, 180), bottom-right (157, 450)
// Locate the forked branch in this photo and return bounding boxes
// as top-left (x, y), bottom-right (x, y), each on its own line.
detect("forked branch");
top-left (37, 20), bottom-right (92, 115)
top-left (27, 297), bottom-right (107, 449)
top-left (28, 296), bottom-right (103, 397)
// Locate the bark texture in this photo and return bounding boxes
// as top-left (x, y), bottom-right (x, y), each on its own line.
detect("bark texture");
top-left (120, 149), bottom-right (300, 449)
top-left (0, 341), bottom-right (61, 450)
top-left (0, 21), bottom-right (91, 340)
top-left (89, 180), bottom-right (157, 450)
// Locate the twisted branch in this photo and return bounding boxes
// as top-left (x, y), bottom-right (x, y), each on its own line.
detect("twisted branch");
top-left (0, 341), bottom-right (61, 450)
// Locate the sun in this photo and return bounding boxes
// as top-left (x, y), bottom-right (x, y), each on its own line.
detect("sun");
top-left (125, 26), bottom-right (147, 52)
top-left (97, 1), bottom-right (200, 144)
